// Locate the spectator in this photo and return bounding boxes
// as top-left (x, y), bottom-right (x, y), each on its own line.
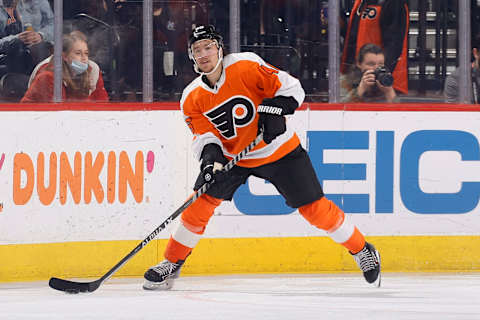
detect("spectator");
top-left (0, 0), bottom-right (53, 76)
top-left (17, 0), bottom-right (53, 43)
top-left (340, 43), bottom-right (397, 103)
top-left (64, 0), bottom-right (110, 21)
top-left (340, 0), bottom-right (409, 95)
top-left (21, 31), bottom-right (109, 102)
top-left (444, 33), bottom-right (480, 103)
top-left (152, 1), bottom-right (208, 95)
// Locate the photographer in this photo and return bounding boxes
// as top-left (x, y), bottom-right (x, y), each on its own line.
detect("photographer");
top-left (340, 0), bottom-right (409, 95)
top-left (341, 43), bottom-right (397, 103)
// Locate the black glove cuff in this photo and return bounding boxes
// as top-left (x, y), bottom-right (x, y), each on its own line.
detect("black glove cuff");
top-left (201, 143), bottom-right (226, 168)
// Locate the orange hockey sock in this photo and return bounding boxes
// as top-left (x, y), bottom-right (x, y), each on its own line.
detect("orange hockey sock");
top-left (342, 226), bottom-right (365, 254)
top-left (299, 197), bottom-right (365, 253)
top-left (164, 237), bottom-right (193, 263)
top-left (164, 194), bottom-right (222, 262)
top-left (181, 193), bottom-right (222, 233)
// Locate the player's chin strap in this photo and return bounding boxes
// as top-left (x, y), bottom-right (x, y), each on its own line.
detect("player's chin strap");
top-left (193, 47), bottom-right (223, 76)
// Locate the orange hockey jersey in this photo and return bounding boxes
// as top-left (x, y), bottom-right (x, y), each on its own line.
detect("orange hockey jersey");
top-left (180, 52), bottom-right (305, 168)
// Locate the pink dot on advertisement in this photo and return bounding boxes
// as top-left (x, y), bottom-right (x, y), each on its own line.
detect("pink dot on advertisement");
top-left (146, 151), bottom-right (154, 173)
top-left (0, 153), bottom-right (5, 171)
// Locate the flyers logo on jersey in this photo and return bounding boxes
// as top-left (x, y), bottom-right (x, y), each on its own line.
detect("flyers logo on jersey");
top-left (360, 6), bottom-right (377, 19)
top-left (204, 96), bottom-right (255, 139)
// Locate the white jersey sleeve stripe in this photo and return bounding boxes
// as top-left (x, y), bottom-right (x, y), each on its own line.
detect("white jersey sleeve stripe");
top-left (275, 70), bottom-right (305, 107)
top-left (192, 132), bottom-right (223, 161)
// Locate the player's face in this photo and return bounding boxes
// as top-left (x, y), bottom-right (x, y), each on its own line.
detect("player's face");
top-left (191, 39), bottom-right (219, 73)
top-left (357, 53), bottom-right (385, 73)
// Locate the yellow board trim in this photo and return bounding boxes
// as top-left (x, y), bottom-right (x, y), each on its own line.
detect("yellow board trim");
top-left (1, 236), bottom-right (479, 282)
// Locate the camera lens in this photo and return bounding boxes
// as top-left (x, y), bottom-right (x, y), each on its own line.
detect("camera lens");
top-left (374, 67), bottom-right (394, 87)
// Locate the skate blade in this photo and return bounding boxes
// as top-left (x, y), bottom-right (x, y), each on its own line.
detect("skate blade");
top-left (371, 272), bottom-right (381, 288)
top-left (371, 250), bottom-right (381, 288)
top-left (142, 279), bottom-right (175, 291)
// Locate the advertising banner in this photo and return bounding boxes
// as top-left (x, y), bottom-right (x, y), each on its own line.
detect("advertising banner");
top-left (1, 107), bottom-right (479, 245)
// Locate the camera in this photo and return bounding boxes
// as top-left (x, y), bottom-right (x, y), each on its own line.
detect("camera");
top-left (373, 66), bottom-right (394, 87)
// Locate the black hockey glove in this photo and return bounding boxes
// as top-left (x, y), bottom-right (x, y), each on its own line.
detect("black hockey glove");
top-left (193, 143), bottom-right (229, 191)
top-left (257, 96), bottom-right (298, 144)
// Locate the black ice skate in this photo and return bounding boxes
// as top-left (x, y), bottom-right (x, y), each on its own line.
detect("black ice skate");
top-left (352, 242), bottom-right (381, 287)
top-left (143, 259), bottom-right (185, 290)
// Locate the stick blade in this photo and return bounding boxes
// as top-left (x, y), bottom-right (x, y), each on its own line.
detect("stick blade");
top-left (49, 277), bottom-right (100, 294)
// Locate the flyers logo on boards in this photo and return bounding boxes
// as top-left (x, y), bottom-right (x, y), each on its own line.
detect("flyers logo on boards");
top-left (12, 150), bottom-right (155, 206)
top-left (204, 96), bottom-right (255, 139)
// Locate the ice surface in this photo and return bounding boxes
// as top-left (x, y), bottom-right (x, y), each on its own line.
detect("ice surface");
top-left (0, 273), bottom-right (479, 320)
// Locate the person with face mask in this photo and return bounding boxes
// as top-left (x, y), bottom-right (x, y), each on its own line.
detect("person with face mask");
top-left (21, 31), bottom-right (109, 102)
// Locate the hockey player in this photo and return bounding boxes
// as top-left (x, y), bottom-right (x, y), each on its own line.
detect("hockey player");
top-left (143, 25), bottom-right (381, 290)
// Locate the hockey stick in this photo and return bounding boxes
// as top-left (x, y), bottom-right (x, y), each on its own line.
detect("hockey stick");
top-left (49, 132), bottom-right (264, 294)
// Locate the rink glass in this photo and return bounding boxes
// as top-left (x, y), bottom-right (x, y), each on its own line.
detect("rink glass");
top-left (0, 0), bottom-right (472, 104)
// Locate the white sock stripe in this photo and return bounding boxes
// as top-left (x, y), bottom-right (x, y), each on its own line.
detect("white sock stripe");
top-left (172, 222), bottom-right (202, 248)
top-left (327, 215), bottom-right (355, 244)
